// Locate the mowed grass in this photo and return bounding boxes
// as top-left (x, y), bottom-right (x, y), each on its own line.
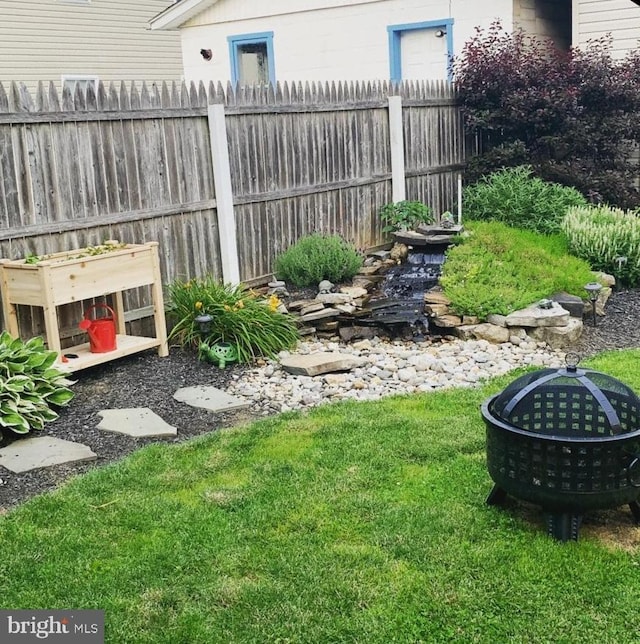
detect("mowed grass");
top-left (2, 351), bottom-right (640, 643)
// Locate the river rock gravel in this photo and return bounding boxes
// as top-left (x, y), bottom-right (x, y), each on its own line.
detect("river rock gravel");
top-left (1, 287), bottom-right (639, 512)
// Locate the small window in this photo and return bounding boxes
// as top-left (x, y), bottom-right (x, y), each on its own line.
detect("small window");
top-left (228, 32), bottom-right (275, 86)
top-left (62, 75), bottom-right (99, 96)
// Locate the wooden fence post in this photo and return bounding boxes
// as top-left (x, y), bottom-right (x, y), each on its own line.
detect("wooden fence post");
top-left (207, 103), bottom-right (241, 285)
top-left (388, 95), bottom-right (406, 203)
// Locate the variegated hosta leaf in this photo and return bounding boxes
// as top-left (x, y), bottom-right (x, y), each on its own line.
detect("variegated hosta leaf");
top-left (0, 333), bottom-right (74, 436)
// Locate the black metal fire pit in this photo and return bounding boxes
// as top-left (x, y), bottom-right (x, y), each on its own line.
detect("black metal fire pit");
top-left (481, 356), bottom-right (640, 541)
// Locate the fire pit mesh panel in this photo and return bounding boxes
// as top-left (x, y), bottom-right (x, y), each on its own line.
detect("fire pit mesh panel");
top-left (490, 368), bottom-right (640, 437)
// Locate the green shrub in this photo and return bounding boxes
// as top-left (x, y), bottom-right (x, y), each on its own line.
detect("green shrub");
top-left (0, 332), bottom-right (74, 436)
top-left (440, 221), bottom-right (595, 319)
top-left (166, 277), bottom-right (300, 363)
top-left (274, 234), bottom-right (363, 288)
top-left (379, 200), bottom-right (433, 233)
top-left (562, 205), bottom-right (640, 286)
top-left (462, 166), bottom-right (588, 234)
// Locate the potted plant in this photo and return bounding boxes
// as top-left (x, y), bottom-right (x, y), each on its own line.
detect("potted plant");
top-left (379, 200), bottom-right (434, 233)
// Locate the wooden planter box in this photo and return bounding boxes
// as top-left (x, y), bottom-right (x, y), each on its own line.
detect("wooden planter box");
top-left (0, 241), bottom-right (168, 372)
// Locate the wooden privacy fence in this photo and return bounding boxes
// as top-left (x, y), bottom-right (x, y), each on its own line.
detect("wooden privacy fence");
top-left (0, 78), bottom-right (468, 340)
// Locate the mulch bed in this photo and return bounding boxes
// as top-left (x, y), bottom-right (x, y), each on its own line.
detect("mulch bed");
top-left (1, 287), bottom-right (639, 513)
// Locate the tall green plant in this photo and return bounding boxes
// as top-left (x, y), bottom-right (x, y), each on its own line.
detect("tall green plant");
top-left (166, 277), bottom-right (299, 363)
top-left (274, 234), bottom-right (363, 288)
top-left (0, 332), bottom-right (74, 435)
top-left (463, 166), bottom-right (587, 234)
top-left (562, 205), bottom-right (640, 286)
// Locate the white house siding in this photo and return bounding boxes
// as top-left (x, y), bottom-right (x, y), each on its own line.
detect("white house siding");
top-left (0, 0), bottom-right (183, 93)
top-left (573, 0), bottom-right (640, 58)
top-left (514, 0), bottom-right (572, 49)
top-left (177, 0), bottom-right (514, 84)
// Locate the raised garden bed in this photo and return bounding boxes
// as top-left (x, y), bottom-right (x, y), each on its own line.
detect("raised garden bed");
top-left (0, 241), bottom-right (168, 372)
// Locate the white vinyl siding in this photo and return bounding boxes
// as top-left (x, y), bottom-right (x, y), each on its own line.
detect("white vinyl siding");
top-left (574, 0), bottom-right (640, 59)
top-left (0, 0), bottom-right (183, 92)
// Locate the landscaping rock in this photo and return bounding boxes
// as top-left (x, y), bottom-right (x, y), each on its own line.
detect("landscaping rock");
top-left (339, 286), bottom-right (368, 298)
top-left (298, 308), bottom-right (341, 322)
top-left (97, 408), bottom-right (177, 437)
top-left (505, 303), bottom-right (570, 328)
top-left (529, 317), bottom-right (584, 349)
top-left (551, 291), bottom-right (585, 318)
top-left (280, 352), bottom-right (363, 376)
top-left (424, 289), bottom-right (451, 305)
top-left (299, 301), bottom-right (326, 316)
top-left (339, 326), bottom-right (377, 342)
top-left (466, 323), bottom-right (510, 344)
top-left (487, 314), bottom-right (508, 328)
top-left (316, 293), bottom-right (352, 305)
top-left (593, 271), bottom-right (616, 288)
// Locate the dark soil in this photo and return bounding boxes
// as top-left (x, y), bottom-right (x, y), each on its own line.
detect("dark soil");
top-left (1, 288), bottom-right (640, 514)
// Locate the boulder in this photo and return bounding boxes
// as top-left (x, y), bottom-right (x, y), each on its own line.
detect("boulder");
top-left (468, 323), bottom-right (510, 344)
top-left (551, 291), bottom-right (585, 318)
top-left (505, 302), bottom-right (570, 328)
top-left (528, 317), bottom-right (583, 349)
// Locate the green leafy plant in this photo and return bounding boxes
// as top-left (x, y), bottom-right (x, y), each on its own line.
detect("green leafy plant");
top-left (166, 277), bottom-right (299, 363)
top-left (0, 331), bottom-right (74, 436)
top-left (379, 200), bottom-right (434, 233)
top-left (440, 221), bottom-right (595, 319)
top-left (562, 205), bottom-right (640, 286)
top-left (22, 240), bottom-right (127, 264)
top-left (462, 166), bottom-right (587, 234)
top-left (274, 234), bottom-right (363, 288)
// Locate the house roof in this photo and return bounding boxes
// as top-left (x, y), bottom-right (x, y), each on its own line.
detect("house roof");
top-left (150, 0), bottom-right (221, 30)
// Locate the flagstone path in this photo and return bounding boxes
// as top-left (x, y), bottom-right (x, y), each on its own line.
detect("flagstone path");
top-left (0, 386), bottom-right (248, 474)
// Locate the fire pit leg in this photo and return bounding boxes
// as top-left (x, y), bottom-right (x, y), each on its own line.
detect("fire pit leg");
top-left (486, 485), bottom-right (507, 506)
top-left (628, 501), bottom-right (640, 524)
top-left (546, 512), bottom-right (582, 542)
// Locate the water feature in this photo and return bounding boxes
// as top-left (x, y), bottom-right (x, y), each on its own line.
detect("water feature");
top-left (355, 225), bottom-right (461, 338)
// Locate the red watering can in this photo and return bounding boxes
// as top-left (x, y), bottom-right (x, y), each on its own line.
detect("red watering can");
top-left (79, 303), bottom-right (117, 353)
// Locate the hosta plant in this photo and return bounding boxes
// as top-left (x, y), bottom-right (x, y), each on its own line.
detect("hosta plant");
top-left (0, 332), bottom-right (74, 436)
top-left (562, 205), bottom-right (640, 286)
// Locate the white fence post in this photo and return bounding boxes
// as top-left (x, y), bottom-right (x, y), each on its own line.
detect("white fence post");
top-left (388, 95), bottom-right (406, 203)
top-left (207, 103), bottom-right (241, 285)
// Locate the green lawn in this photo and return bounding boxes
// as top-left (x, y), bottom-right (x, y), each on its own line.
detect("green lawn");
top-left (2, 351), bottom-right (640, 643)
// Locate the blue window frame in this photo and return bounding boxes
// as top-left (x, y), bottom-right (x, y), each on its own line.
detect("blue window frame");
top-left (387, 19), bottom-right (454, 83)
top-left (228, 31), bottom-right (275, 86)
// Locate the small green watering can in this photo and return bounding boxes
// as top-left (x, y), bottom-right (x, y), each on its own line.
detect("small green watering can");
top-left (198, 341), bottom-right (238, 369)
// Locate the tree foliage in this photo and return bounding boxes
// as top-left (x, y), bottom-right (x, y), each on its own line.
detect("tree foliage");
top-left (454, 22), bottom-right (640, 209)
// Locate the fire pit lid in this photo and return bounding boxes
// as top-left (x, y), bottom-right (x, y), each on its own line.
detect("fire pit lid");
top-left (489, 354), bottom-right (640, 437)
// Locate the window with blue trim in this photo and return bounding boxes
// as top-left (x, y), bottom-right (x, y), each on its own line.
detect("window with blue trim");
top-left (387, 19), bottom-right (454, 82)
top-left (228, 31), bottom-right (275, 86)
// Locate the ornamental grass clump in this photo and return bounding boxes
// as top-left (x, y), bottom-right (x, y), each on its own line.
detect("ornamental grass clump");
top-left (274, 234), bottom-right (363, 288)
top-left (166, 277), bottom-right (299, 363)
top-left (440, 221), bottom-right (594, 319)
top-left (562, 205), bottom-right (640, 286)
top-left (0, 331), bottom-right (74, 436)
top-left (462, 166), bottom-right (588, 234)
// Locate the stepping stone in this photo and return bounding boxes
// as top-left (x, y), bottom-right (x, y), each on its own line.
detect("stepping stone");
top-left (0, 436), bottom-right (97, 473)
top-left (97, 408), bottom-right (177, 437)
top-left (280, 352), bottom-right (362, 376)
top-left (173, 386), bottom-right (250, 413)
